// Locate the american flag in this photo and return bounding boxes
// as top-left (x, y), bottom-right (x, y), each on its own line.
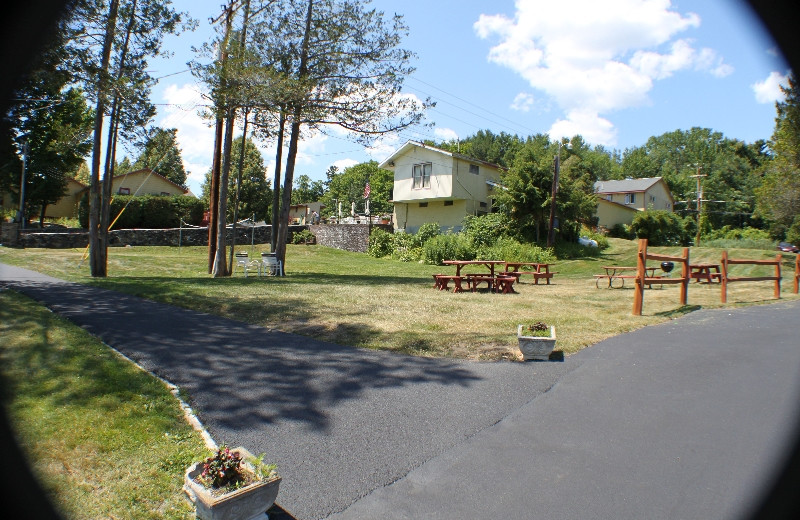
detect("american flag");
top-left (363, 182), bottom-right (371, 199)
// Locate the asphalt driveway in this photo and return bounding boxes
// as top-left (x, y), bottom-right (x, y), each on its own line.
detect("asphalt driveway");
top-left (3, 261), bottom-right (800, 520)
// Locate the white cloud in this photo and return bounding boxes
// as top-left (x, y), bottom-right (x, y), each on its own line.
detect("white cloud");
top-left (510, 92), bottom-right (536, 112)
top-left (549, 109), bottom-right (618, 146)
top-left (332, 158), bottom-right (359, 171)
top-left (434, 127), bottom-right (459, 142)
top-left (474, 0), bottom-right (730, 145)
top-left (752, 71), bottom-right (789, 104)
top-left (158, 83), bottom-right (215, 193)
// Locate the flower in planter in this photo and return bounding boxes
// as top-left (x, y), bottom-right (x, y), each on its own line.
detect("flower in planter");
top-left (199, 444), bottom-right (278, 491)
top-left (522, 321), bottom-right (550, 337)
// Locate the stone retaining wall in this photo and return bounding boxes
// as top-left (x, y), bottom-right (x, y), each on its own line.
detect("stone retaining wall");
top-left (310, 223), bottom-right (391, 253)
top-left (12, 225), bottom-right (284, 249)
top-left (4, 223), bottom-right (390, 252)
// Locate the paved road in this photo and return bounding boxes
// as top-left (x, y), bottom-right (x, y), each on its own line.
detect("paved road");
top-left (3, 262), bottom-right (800, 520)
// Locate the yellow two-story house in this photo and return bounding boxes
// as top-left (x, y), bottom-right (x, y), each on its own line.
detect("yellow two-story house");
top-left (379, 141), bottom-right (504, 233)
top-left (593, 177), bottom-right (674, 229)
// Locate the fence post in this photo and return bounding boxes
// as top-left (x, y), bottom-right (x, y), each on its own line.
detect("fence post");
top-left (795, 254), bottom-right (799, 294)
top-left (632, 239), bottom-right (647, 316)
top-left (775, 253), bottom-right (782, 299)
top-left (721, 250), bottom-right (728, 303)
top-left (680, 247), bottom-right (690, 306)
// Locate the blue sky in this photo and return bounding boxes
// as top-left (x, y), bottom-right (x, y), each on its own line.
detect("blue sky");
top-left (145, 0), bottom-right (791, 195)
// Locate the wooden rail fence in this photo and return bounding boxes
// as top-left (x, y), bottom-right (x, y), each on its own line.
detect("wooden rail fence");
top-left (794, 254), bottom-right (800, 294)
top-left (632, 239), bottom-right (690, 316)
top-left (720, 251), bottom-right (782, 303)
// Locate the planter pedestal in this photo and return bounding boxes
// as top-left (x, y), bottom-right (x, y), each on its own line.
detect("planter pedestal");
top-left (184, 447), bottom-right (281, 520)
top-left (517, 325), bottom-right (556, 361)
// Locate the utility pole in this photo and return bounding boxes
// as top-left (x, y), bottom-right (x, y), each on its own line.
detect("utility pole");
top-left (547, 141), bottom-right (569, 248)
top-left (690, 166), bottom-right (707, 246)
top-left (16, 142), bottom-right (28, 229)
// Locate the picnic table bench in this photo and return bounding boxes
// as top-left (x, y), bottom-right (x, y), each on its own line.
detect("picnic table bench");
top-left (690, 263), bottom-right (722, 283)
top-left (503, 262), bottom-right (557, 285)
top-left (466, 273), bottom-right (517, 294)
top-left (432, 274), bottom-right (469, 293)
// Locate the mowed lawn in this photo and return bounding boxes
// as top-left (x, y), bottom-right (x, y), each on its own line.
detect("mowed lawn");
top-left (1, 239), bottom-right (797, 360)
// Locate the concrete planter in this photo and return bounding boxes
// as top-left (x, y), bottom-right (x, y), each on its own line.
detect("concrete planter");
top-left (184, 447), bottom-right (281, 520)
top-left (517, 325), bottom-right (556, 361)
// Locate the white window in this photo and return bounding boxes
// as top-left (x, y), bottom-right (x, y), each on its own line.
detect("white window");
top-left (625, 193), bottom-right (636, 204)
top-left (118, 187), bottom-right (130, 195)
top-left (469, 164), bottom-right (479, 175)
top-left (413, 163), bottom-right (431, 189)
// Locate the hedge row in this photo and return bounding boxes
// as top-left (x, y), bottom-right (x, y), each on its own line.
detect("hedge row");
top-left (79, 194), bottom-right (205, 229)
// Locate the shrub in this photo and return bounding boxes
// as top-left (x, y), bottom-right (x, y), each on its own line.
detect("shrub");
top-left (608, 223), bottom-right (633, 239)
top-left (422, 233), bottom-right (475, 265)
top-left (391, 231), bottom-right (423, 262)
top-left (415, 222), bottom-right (441, 246)
top-left (480, 237), bottom-right (554, 263)
top-left (368, 228), bottom-right (394, 258)
top-left (630, 210), bottom-right (695, 246)
top-left (461, 213), bottom-right (514, 249)
top-left (292, 229), bottom-right (315, 244)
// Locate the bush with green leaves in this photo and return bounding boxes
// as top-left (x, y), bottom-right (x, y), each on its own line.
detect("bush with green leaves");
top-left (703, 226), bottom-right (771, 241)
top-left (368, 228), bottom-right (394, 258)
top-left (608, 223), bottom-right (633, 239)
top-left (480, 237), bottom-right (554, 263)
top-left (629, 210), bottom-right (696, 246)
top-left (291, 229), bottom-right (315, 244)
top-left (391, 231), bottom-right (423, 262)
top-left (699, 225), bottom-right (775, 250)
top-left (461, 213), bottom-right (514, 249)
top-left (422, 233), bottom-right (475, 265)
top-left (415, 221), bottom-right (442, 246)
top-left (580, 227), bottom-right (610, 250)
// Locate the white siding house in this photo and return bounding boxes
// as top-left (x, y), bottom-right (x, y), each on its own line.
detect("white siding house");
top-left (379, 141), bottom-right (504, 233)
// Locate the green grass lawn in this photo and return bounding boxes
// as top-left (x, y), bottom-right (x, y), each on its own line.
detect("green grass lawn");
top-left (0, 289), bottom-right (208, 520)
top-left (2, 238), bottom-right (797, 360)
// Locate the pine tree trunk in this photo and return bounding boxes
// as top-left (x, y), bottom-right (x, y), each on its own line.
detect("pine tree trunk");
top-left (88, 0), bottom-right (119, 278)
top-left (275, 0), bottom-right (314, 276)
top-left (212, 107), bottom-right (235, 277)
top-left (270, 108), bottom-right (285, 253)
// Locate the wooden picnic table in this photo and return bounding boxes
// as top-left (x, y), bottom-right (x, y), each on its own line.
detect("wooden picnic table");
top-left (443, 260), bottom-right (506, 277)
top-left (503, 262), bottom-right (556, 285)
top-left (690, 263), bottom-right (721, 283)
top-left (595, 266), bottom-right (657, 288)
top-left (437, 260), bottom-right (517, 294)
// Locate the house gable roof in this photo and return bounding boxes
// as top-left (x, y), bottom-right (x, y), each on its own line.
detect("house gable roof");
top-left (115, 168), bottom-right (190, 194)
top-left (594, 177), bottom-right (663, 194)
top-left (379, 140), bottom-right (505, 172)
